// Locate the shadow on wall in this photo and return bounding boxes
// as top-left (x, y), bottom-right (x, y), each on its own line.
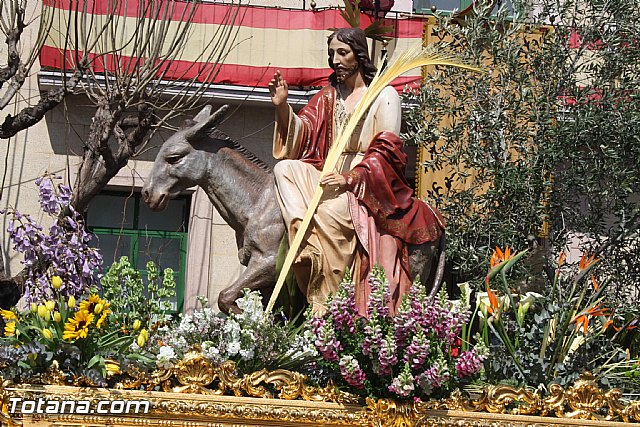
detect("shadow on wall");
top-left (44, 96), bottom-right (279, 168)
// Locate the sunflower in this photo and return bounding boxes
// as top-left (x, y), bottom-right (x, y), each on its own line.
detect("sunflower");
top-left (0, 308), bottom-right (18, 321)
top-left (95, 303), bottom-right (111, 329)
top-left (63, 310), bottom-right (95, 340)
top-left (4, 321), bottom-right (16, 337)
top-left (79, 294), bottom-right (105, 314)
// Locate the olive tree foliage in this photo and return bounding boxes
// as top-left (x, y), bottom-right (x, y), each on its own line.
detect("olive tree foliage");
top-left (403, 0), bottom-right (640, 301)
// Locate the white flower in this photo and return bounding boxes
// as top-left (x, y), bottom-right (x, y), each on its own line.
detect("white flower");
top-left (239, 348), bottom-right (255, 359)
top-left (202, 341), bottom-right (223, 365)
top-left (156, 345), bottom-right (176, 369)
top-left (227, 340), bottom-right (241, 356)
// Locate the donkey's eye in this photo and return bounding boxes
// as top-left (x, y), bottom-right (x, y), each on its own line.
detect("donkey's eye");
top-left (166, 155), bottom-right (183, 165)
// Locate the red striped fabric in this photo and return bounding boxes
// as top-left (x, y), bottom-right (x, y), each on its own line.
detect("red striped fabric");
top-left (40, 1), bottom-right (426, 91)
top-left (43, 0), bottom-right (423, 36)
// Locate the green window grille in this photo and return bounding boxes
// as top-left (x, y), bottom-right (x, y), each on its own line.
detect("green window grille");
top-left (86, 191), bottom-right (190, 312)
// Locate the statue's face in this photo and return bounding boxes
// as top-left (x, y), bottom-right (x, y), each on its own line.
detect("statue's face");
top-left (328, 38), bottom-right (359, 83)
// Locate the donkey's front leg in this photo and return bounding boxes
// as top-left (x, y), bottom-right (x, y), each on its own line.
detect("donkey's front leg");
top-left (217, 255), bottom-right (276, 313)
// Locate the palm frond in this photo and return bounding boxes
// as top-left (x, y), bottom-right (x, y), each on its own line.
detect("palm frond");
top-left (337, 0), bottom-right (360, 28)
top-left (364, 19), bottom-right (393, 42)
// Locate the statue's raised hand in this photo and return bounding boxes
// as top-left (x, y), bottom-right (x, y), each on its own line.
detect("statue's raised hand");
top-left (269, 71), bottom-right (289, 107)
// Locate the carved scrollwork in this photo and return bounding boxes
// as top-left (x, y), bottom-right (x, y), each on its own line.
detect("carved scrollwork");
top-left (0, 379), bottom-right (19, 427)
top-left (413, 372), bottom-right (640, 423)
top-left (366, 398), bottom-right (418, 427)
top-left (110, 350), bottom-right (355, 403)
top-left (5, 358), bottom-right (640, 425)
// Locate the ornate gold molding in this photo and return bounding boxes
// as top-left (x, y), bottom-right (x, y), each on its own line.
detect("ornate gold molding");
top-left (418, 373), bottom-right (640, 424)
top-left (109, 350), bottom-right (359, 403)
top-left (1, 360), bottom-right (639, 427)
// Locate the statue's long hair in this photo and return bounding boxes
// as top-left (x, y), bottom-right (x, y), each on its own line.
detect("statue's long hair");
top-left (327, 28), bottom-right (377, 86)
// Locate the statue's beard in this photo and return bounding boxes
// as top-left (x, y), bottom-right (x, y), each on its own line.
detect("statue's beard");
top-left (335, 64), bottom-right (359, 83)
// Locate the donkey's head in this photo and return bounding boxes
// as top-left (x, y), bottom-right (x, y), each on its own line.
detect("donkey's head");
top-left (143, 105), bottom-right (229, 211)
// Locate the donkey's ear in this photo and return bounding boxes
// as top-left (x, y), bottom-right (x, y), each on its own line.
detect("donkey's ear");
top-left (184, 105), bottom-right (229, 141)
top-left (179, 105), bottom-right (212, 129)
top-left (193, 105), bottom-right (213, 123)
top-left (207, 105), bottom-right (229, 128)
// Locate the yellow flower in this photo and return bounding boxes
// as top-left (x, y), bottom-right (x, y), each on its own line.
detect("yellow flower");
top-left (37, 305), bottom-right (50, 320)
top-left (79, 294), bottom-right (104, 316)
top-left (68, 295), bottom-right (76, 309)
top-left (95, 304), bottom-right (111, 329)
top-left (45, 300), bottom-right (56, 311)
top-left (0, 309), bottom-right (18, 321)
top-left (4, 321), bottom-right (16, 337)
top-left (53, 311), bottom-right (62, 323)
top-left (104, 359), bottom-right (121, 376)
top-left (41, 328), bottom-right (53, 339)
top-left (94, 303), bottom-right (104, 315)
top-left (132, 319), bottom-right (141, 331)
top-left (137, 329), bottom-right (149, 347)
top-left (51, 276), bottom-right (63, 290)
top-left (63, 310), bottom-right (94, 341)
top-left (30, 303), bottom-right (37, 313)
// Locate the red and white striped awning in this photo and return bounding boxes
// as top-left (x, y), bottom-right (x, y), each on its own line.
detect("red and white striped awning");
top-left (39, 0), bottom-right (426, 92)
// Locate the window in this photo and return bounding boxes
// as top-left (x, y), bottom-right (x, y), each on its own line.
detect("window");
top-left (87, 191), bottom-right (190, 312)
top-left (413, 0), bottom-right (514, 16)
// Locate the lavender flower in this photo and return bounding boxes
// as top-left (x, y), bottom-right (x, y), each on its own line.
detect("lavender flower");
top-left (3, 176), bottom-right (103, 302)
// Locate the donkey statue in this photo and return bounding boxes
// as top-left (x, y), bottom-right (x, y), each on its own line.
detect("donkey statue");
top-left (142, 105), bottom-right (444, 313)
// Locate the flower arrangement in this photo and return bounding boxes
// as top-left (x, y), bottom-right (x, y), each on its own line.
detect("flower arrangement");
top-left (100, 256), bottom-right (176, 332)
top-left (1, 175), bottom-right (103, 303)
top-left (309, 268), bottom-right (487, 399)
top-left (147, 290), bottom-right (317, 375)
top-left (477, 246), bottom-right (638, 390)
top-left (0, 283), bottom-right (139, 383)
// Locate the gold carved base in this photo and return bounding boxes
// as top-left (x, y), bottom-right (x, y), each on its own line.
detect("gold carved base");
top-left (1, 352), bottom-right (639, 427)
top-left (2, 383), bottom-right (639, 427)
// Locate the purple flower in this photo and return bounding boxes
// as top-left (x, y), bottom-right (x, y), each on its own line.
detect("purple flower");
top-left (455, 349), bottom-right (486, 378)
top-left (376, 332), bottom-right (397, 376)
top-left (2, 175), bottom-right (103, 302)
top-left (362, 316), bottom-right (383, 356)
top-left (339, 355), bottom-right (366, 388)
top-left (366, 273), bottom-right (391, 319)
top-left (402, 327), bottom-right (430, 370)
top-left (418, 361), bottom-right (450, 393)
top-left (311, 317), bottom-right (341, 362)
top-left (328, 280), bottom-right (358, 334)
top-left (388, 364), bottom-right (415, 397)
